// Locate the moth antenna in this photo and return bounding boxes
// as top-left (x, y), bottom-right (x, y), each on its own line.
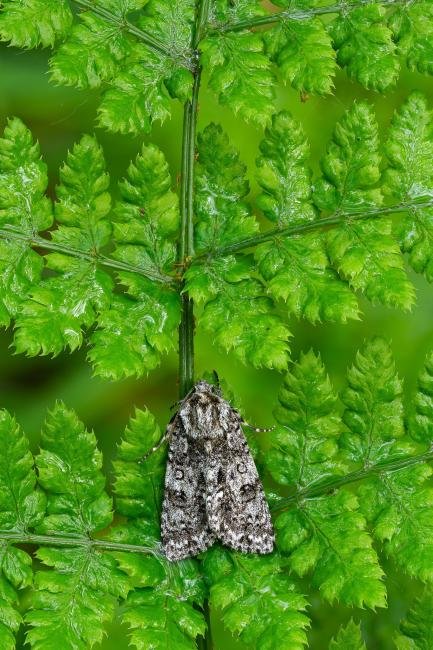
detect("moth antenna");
top-left (242, 420), bottom-right (275, 433)
top-left (138, 432), bottom-right (169, 463)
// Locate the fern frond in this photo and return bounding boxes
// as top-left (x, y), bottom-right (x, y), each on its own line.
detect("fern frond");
top-left (267, 350), bottom-right (386, 608)
top-left (200, 32), bottom-right (275, 126)
top-left (395, 590), bottom-right (433, 649)
top-left (264, 17), bottom-right (336, 96)
top-left (186, 255), bottom-right (290, 370)
top-left (203, 548), bottom-right (310, 649)
top-left (0, 0), bottom-right (73, 48)
top-left (383, 92), bottom-right (433, 282)
top-left (0, 120), bottom-right (180, 379)
top-left (89, 142), bottom-right (181, 379)
top-left (14, 135), bottom-right (113, 357)
top-left (195, 123), bottom-right (258, 253)
top-left (408, 350), bottom-right (433, 444)
top-left (255, 111), bottom-right (358, 323)
top-left (113, 144), bottom-right (180, 275)
top-left (0, 118), bottom-right (51, 328)
top-left (329, 620), bottom-right (366, 649)
top-left (314, 102), bottom-right (414, 309)
top-left (0, 411), bottom-right (43, 649)
top-left (0, 0), bottom-right (195, 136)
top-left (331, 5), bottom-right (399, 91)
top-left (98, 0), bottom-right (195, 132)
top-left (341, 338), bottom-right (433, 582)
top-left (210, 0), bottom-right (266, 24)
top-left (26, 403), bottom-right (129, 649)
top-left (390, 1), bottom-right (433, 75)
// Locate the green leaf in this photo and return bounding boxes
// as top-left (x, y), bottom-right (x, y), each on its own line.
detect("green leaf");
top-left (195, 124), bottom-right (258, 252)
top-left (408, 349), bottom-right (433, 444)
top-left (341, 338), bottom-right (433, 582)
top-left (111, 408), bottom-right (206, 650)
top-left (201, 32), bottom-right (275, 126)
top-left (89, 282), bottom-right (180, 380)
top-left (314, 103), bottom-right (413, 309)
top-left (0, 241), bottom-right (43, 328)
top-left (268, 350), bottom-right (344, 489)
top-left (314, 103), bottom-right (382, 214)
top-left (186, 256), bottom-right (290, 370)
top-left (50, 12), bottom-right (134, 90)
top-left (0, 0), bottom-right (73, 48)
top-left (113, 408), bottom-right (166, 521)
top-left (331, 5), bottom-right (399, 91)
top-left (36, 402), bottom-right (112, 536)
top-left (390, 2), bottom-right (433, 75)
top-left (50, 0), bottom-right (193, 135)
top-left (256, 236), bottom-right (359, 323)
top-left (13, 136), bottom-right (113, 357)
top-left (256, 111), bottom-right (315, 228)
top-left (97, 46), bottom-right (174, 135)
top-left (203, 548), bottom-right (310, 649)
top-left (268, 351), bottom-right (385, 608)
top-left (395, 590), bottom-right (433, 650)
top-left (123, 587), bottom-right (205, 650)
top-left (0, 410), bottom-right (45, 533)
top-left (255, 112), bottom-right (358, 323)
top-left (98, 0), bottom-right (194, 132)
top-left (54, 134), bottom-right (112, 250)
top-left (26, 546), bottom-right (129, 650)
top-left (210, 0), bottom-right (266, 24)
top-left (113, 143), bottom-right (180, 276)
top-left (329, 620), bottom-right (366, 650)
top-left (26, 404), bottom-right (126, 649)
top-left (383, 92), bottom-right (433, 282)
top-left (139, 0), bottom-right (193, 58)
top-left (265, 18), bottom-right (335, 96)
top-left (340, 337), bottom-right (406, 466)
top-left (0, 117), bottom-right (52, 234)
top-left (0, 410), bottom-right (41, 648)
top-left (0, 575), bottom-right (23, 650)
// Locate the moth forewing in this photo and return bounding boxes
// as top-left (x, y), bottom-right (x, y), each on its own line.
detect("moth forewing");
top-left (161, 380), bottom-right (275, 561)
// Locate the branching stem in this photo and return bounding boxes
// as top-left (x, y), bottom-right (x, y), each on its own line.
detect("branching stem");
top-left (196, 199), bottom-right (433, 260)
top-left (0, 227), bottom-right (174, 285)
top-left (0, 531), bottom-right (161, 556)
top-left (272, 448), bottom-right (433, 513)
top-left (213, 0), bottom-right (411, 34)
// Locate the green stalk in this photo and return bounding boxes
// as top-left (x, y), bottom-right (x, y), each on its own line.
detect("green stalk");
top-left (272, 448), bottom-right (433, 513)
top-left (196, 198), bottom-right (433, 260)
top-left (214, 0), bottom-right (409, 34)
top-left (178, 0), bottom-right (210, 400)
top-left (0, 227), bottom-right (174, 284)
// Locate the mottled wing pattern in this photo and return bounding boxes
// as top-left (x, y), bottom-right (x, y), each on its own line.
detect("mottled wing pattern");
top-left (205, 407), bottom-right (275, 554)
top-left (161, 381), bottom-right (274, 561)
top-left (161, 416), bottom-right (215, 562)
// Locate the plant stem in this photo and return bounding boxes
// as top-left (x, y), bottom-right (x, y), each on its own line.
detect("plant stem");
top-left (0, 227), bottom-right (174, 285)
top-left (178, 0), bottom-right (210, 399)
top-left (196, 198), bottom-right (433, 260)
top-left (0, 531), bottom-right (162, 556)
top-left (214, 0), bottom-right (410, 34)
top-left (272, 448), bottom-right (433, 513)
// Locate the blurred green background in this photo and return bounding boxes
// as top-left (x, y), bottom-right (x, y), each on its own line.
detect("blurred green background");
top-left (1, 43), bottom-right (433, 649)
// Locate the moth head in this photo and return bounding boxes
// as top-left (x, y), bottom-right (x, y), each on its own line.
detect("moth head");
top-left (194, 380), bottom-right (221, 396)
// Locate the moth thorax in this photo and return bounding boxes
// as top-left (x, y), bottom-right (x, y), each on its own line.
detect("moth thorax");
top-left (179, 402), bottom-right (228, 441)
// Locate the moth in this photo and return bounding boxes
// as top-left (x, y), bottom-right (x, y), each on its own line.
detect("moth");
top-left (156, 380), bottom-right (274, 561)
